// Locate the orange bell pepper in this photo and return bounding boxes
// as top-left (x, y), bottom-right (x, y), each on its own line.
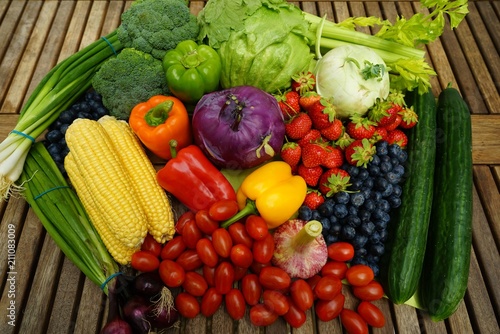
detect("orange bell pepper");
top-left (128, 95), bottom-right (192, 160)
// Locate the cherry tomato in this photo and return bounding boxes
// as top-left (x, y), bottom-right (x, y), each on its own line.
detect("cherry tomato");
top-left (346, 265), bottom-right (375, 287)
top-left (352, 280), bottom-right (384, 301)
top-left (175, 292), bottom-right (200, 318)
top-left (175, 211), bottom-right (195, 235)
top-left (131, 251), bottom-right (160, 272)
top-left (159, 259), bottom-right (185, 287)
top-left (209, 199), bottom-right (239, 221)
top-left (245, 215), bottom-right (269, 241)
top-left (321, 260), bottom-right (348, 280)
top-left (290, 279), bottom-right (314, 311)
top-left (225, 288), bottom-right (246, 320)
top-left (250, 260), bottom-right (271, 274)
top-left (195, 209), bottom-right (219, 235)
top-left (141, 234), bottom-right (162, 257)
top-left (196, 238), bottom-right (219, 267)
top-left (214, 261), bottom-right (235, 295)
top-left (315, 293), bottom-right (345, 322)
top-left (203, 264), bottom-right (216, 286)
top-left (176, 249), bottom-right (203, 271)
top-left (252, 233), bottom-right (274, 264)
top-left (228, 222), bottom-right (253, 249)
top-left (160, 235), bottom-right (186, 260)
top-left (182, 271), bottom-right (208, 297)
top-left (357, 301), bottom-right (385, 328)
top-left (182, 219), bottom-right (203, 249)
top-left (340, 309), bottom-right (369, 334)
top-left (327, 241), bottom-right (355, 262)
top-left (262, 290), bottom-right (289, 315)
top-left (283, 297), bottom-right (307, 328)
top-left (314, 275), bottom-right (342, 300)
top-left (230, 244), bottom-right (253, 268)
top-left (249, 304), bottom-right (279, 327)
top-left (201, 287), bottom-right (223, 317)
top-left (241, 274), bottom-right (262, 306)
top-left (211, 228), bottom-right (233, 258)
top-left (306, 274), bottom-right (322, 300)
top-left (259, 266), bottom-right (291, 291)
top-left (233, 266), bottom-right (248, 281)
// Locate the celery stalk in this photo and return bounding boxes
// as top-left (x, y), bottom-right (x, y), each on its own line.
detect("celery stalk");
top-left (18, 143), bottom-right (119, 295)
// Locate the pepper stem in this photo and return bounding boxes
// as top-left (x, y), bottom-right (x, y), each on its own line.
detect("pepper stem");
top-left (145, 100), bottom-right (174, 127)
top-left (169, 139), bottom-right (178, 159)
top-left (291, 220), bottom-right (323, 249)
top-left (220, 199), bottom-right (258, 228)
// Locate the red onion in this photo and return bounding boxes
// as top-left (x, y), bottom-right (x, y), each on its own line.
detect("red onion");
top-left (192, 86), bottom-right (285, 169)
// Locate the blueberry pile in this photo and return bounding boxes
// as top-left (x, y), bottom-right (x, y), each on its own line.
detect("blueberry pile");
top-left (44, 90), bottom-right (109, 174)
top-left (298, 141), bottom-right (408, 276)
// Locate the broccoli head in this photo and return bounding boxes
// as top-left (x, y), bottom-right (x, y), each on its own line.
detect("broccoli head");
top-left (117, 0), bottom-right (199, 60)
top-left (92, 48), bottom-right (170, 120)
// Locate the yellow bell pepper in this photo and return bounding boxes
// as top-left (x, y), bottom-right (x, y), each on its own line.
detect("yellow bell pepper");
top-left (221, 161), bottom-right (307, 229)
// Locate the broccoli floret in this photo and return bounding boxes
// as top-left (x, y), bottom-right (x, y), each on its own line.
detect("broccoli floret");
top-left (92, 48), bottom-right (169, 120)
top-left (117, 0), bottom-right (199, 60)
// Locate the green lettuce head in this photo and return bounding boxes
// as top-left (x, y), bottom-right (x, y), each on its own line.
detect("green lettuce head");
top-left (198, 0), bottom-right (314, 93)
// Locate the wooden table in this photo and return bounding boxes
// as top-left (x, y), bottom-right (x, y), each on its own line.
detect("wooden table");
top-left (0, 1), bottom-right (499, 333)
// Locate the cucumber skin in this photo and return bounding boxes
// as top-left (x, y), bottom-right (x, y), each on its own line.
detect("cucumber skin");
top-left (384, 90), bottom-right (437, 304)
top-left (419, 87), bottom-right (473, 321)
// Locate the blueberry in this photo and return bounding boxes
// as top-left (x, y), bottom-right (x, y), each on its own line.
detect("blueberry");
top-left (358, 209), bottom-right (371, 222)
top-left (320, 217), bottom-right (331, 232)
top-left (370, 243), bottom-right (385, 256)
top-left (375, 219), bottom-right (388, 231)
top-left (368, 164), bottom-right (380, 176)
top-left (345, 165), bottom-right (360, 177)
top-left (370, 264), bottom-right (380, 277)
top-left (58, 109), bottom-right (76, 124)
top-left (47, 142), bottom-right (63, 156)
top-left (329, 214), bottom-right (338, 225)
top-left (380, 199), bottom-right (391, 212)
top-left (298, 206), bottom-right (312, 221)
top-left (318, 201), bottom-right (334, 217)
top-left (372, 209), bottom-right (386, 221)
top-left (388, 195), bottom-right (402, 208)
top-left (345, 215), bottom-right (361, 228)
top-left (391, 158), bottom-right (400, 167)
top-left (341, 225), bottom-right (356, 240)
top-left (386, 171), bottom-right (402, 184)
top-left (350, 192), bottom-right (365, 207)
top-left (348, 205), bottom-right (358, 217)
top-left (388, 144), bottom-right (403, 159)
top-left (360, 221), bottom-right (376, 236)
top-left (380, 154), bottom-right (391, 163)
top-left (393, 164), bottom-right (405, 177)
top-left (352, 234), bottom-right (368, 249)
top-left (371, 191), bottom-right (383, 202)
top-left (352, 256), bottom-right (368, 266)
top-left (350, 179), bottom-right (363, 191)
top-left (363, 199), bottom-right (376, 212)
top-left (375, 140), bottom-right (389, 155)
top-left (379, 230), bottom-right (389, 242)
top-left (311, 210), bottom-right (322, 221)
top-left (60, 123), bottom-right (70, 135)
top-left (381, 183), bottom-right (393, 197)
top-left (393, 184), bottom-right (402, 197)
top-left (77, 111), bottom-right (93, 119)
top-left (380, 160), bottom-right (393, 173)
top-left (360, 186), bottom-right (372, 199)
top-left (330, 222), bottom-right (342, 234)
top-left (358, 168), bottom-right (369, 180)
top-left (45, 129), bottom-right (63, 143)
top-left (371, 154), bottom-right (381, 166)
top-left (326, 234), bottom-right (338, 244)
top-left (397, 149), bottom-right (408, 164)
top-left (95, 106), bottom-right (109, 118)
top-left (333, 204), bottom-right (349, 219)
top-left (375, 177), bottom-right (389, 191)
top-left (365, 254), bottom-right (380, 264)
top-left (50, 120), bottom-right (63, 130)
top-left (371, 231), bottom-right (381, 244)
top-left (334, 192), bottom-right (350, 204)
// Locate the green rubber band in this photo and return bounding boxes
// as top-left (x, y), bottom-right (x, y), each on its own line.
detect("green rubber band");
top-left (101, 36), bottom-right (117, 56)
top-left (34, 186), bottom-right (71, 200)
top-left (100, 272), bottom-right (123, 290)
top-left (10, 130), bottom-right (35, 142)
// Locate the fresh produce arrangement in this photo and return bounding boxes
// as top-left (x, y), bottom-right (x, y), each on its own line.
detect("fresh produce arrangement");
top-left (0, 0), bottom-right (474, 332)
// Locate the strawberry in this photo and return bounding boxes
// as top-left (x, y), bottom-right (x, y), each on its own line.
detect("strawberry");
top-left (384, 114), bottom-right (402, 131)
top-left (320, 118), bottom-right (343, 141)
top-left (318, 168), bottom-right (351, 197)
top-left (398, 107), bottom-right (418, 129)
top-left (345, 115), bottom-right (377, 140)
top-left (299, 91), bottom-right (321, 111)
top-left (322, 145), bottom-right (344, 169)
top-left (297, 164), bottom-right (323, 187)
top-left (285, 112), bottom-right (312, 140)
top-left (303, 189), bottom-right (325, 210)
top-left (387, 129), bottom-right (408, 148)
top-left (301, 142), bottom-right (326, 168)
top-left (276, 90), bottom-right (301, 120)
top-left (368, 100), bottom-right (402, 127)
top-left (335, 131), bottom-right (355, 150)
top-left (291, 71), bottom-right (316, 95)
top-left (345, 138), bottom-right (376, 167)
top-left (307, 97), bottom-right (336, 130)
top-left (281, 142), bottom-right (302, 167)
top-left (297, 129), bottom-right (322, 147)
top-left (372, 126), bottom-right (388, 142)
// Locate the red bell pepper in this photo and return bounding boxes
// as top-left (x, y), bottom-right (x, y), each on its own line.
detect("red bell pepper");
top-left (157, 141), bottom-right (237, 212)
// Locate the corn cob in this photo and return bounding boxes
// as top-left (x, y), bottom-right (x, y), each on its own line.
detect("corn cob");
top-left (98, 115), bottom-right (175, 243)
top-left (65, 152), bottom-right (138, 264)
top-left (65, 118), bottom-right (147, 249)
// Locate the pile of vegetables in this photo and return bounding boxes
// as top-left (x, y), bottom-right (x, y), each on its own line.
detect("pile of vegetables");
top-left (0, 0), bottom-right (474, 331)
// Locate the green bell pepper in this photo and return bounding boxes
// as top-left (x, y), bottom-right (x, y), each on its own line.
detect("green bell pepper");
top-left (163, 40), bottom-right (222, 104)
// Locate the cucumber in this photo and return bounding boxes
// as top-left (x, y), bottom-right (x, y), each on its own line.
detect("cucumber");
top-left (383, 89), bottom-right (437, 304)
top-left (419, 86), bottom-right (473, 321)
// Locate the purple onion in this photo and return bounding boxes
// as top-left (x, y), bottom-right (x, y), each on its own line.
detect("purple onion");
top-left (192, 86), bottom-right (285, 169)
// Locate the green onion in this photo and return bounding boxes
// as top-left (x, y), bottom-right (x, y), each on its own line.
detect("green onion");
top-left (0, 31), bottom-right (122, 199)
top-left (17, 142), bottom-right (119, 295)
